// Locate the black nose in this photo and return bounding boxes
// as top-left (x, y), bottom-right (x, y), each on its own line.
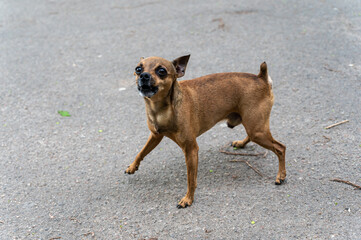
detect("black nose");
top-left (139, 72), bottom-right (152, 87)
top-left (140, 72), bottom-right (151, 81)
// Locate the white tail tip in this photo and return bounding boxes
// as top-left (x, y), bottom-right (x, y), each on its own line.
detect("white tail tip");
top-left (268, 75), bottom-right (273, 89)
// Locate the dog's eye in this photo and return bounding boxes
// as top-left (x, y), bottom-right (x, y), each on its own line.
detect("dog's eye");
top-left (157, 68), bottom-right (167, 77)
top-left (135, 66), bottom-right (143, 75)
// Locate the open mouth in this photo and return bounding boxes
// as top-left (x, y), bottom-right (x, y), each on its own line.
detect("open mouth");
top-left (138, 85), bottom-right (159, 98)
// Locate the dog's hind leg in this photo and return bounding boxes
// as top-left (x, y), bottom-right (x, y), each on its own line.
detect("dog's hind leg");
top-left (242, 101), bottom-right (286, 184)
top-left (231, 135), bottom-right (250, 148)
top-left (249, 130), bottom-right (286, 184)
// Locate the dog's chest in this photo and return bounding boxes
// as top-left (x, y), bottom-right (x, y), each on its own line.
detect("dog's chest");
top-left (147, 107), bottom-right (175, 133)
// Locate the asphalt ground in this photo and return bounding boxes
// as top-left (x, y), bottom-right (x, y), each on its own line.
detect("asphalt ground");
top-left (0, 0), bottom-right (360, 239)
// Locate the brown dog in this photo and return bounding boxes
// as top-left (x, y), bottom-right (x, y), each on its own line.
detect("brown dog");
top-left (125, 55), bottom-right (286, 208)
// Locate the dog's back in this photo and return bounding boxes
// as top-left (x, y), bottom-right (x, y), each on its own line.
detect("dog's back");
top-left (177, 65), bottom-right (273, 136)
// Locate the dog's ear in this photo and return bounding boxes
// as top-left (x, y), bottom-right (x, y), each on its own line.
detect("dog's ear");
top-left (172, 54), bottom-right (190, 78)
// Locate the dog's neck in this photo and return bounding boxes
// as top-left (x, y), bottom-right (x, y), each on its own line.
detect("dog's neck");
top-left (144, 81), bottom-right (181, 133)
top-left (144, 80), bottom-right (181, 108)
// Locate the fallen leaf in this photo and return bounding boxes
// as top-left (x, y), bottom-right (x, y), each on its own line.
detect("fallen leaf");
top-left (58, 111), bottom-right (71, 117)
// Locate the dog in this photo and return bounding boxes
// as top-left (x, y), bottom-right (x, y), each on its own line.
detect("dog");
top-left (125, 55), bottom-right (286, 208)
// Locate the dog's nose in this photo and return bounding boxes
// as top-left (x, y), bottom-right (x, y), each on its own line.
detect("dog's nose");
top-left (139, 72), bottom-right (152, 87)
top-left (140, 72), bottom-right (151, 81)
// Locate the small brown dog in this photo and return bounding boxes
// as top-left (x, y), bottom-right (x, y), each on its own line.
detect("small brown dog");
top-left (125, 55), bottom-right (286, 208)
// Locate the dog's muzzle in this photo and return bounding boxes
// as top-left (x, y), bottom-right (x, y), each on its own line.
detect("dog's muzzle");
top-left (138, 72), bottom-right (159, 98)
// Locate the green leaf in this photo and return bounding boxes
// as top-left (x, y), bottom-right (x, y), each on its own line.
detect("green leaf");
top-left (233, 147), bottom-right (238, 150)
top-left (58, 110), bottom-right (71, 117)
top-left (251, 221), bottom-right (255, 224)
top-left (98, 129), bottom-right (103, 133)
top-left (209, 170), bottom-right (213, 173)
top-left (335, 202), bottom-right (338, 206)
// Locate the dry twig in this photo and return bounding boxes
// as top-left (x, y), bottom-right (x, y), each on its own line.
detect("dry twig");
top-left (70, 217), bottom-right (81, 224)
top-left (212, 18), bottom-right (225, 29)
top-left (229, 159), bottom-right (264, 177)
top-left (219, 142), bottom-right (268, 157)
top-left (49, 237), bottom-right (61, 240)
top-left (323, 135), bottom-right (331, 142)
top-left (220, 149), bottom-right (266, 156)
top-left (331, 178), bottom-right (361, 190)
top-left (313, 135), bottom-right (332, 144)
top-left (82, 232), bottom-right (95, 237)
top-left (323, 65), bottom-right (341, 72)
top-left (325, 120), bottom-right (349, 129)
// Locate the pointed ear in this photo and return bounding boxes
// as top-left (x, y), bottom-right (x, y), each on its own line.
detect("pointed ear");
top-left (172, 54), bottom-right (190, 78)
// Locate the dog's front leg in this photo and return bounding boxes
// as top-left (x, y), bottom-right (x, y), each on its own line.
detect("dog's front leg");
top-left (125, 133), bottom-right (163, 174)
top-left (177, 141), bottom-right (199, 208)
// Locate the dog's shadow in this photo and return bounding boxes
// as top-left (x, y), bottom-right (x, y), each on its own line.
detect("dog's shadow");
top-left (123, 142), bottom-right (275, 198)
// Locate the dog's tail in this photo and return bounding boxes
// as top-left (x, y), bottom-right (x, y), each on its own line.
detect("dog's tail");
top-left (258, 61), bottom-right (273, 89)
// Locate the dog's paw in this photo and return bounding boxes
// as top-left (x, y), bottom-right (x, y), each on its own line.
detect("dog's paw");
top-left (231, 140), bottom-right (247, 148)
top-left (275, 175), bottom-right (286, 185)
top-left (176, 196), bottom-right (193, 209)
top-left (275, 179), bottom-right (286, 185)
top-left (124, 164), bottom-right (138, 174)
top-left (275, 171), bottom-right (286, 185)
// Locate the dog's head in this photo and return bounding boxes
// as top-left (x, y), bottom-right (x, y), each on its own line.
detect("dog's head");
top-left (134, 55), bottom-right (190, 99)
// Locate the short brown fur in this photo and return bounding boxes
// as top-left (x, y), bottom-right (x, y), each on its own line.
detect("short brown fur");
top-left (125, 55), bottom-right (286, 208)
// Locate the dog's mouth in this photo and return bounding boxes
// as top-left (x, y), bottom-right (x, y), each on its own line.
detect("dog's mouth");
top-left (138, 85), bottom-right (159, 98)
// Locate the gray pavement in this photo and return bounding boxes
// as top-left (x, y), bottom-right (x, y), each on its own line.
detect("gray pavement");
top-left (1, 0), bottom-right (360, 239)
